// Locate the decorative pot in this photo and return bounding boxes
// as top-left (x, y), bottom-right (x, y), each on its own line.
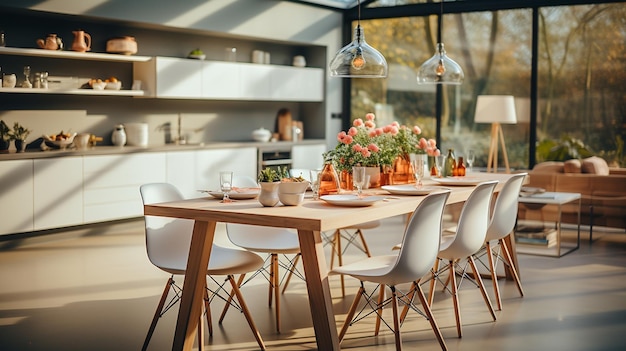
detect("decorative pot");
top-left (340, 170), bottom-right (353, 191)
top-left (278, 181), bottom-right (309, 194)
top-left (318, 162), bottom-right (340, 196)
top-left (71, 30), bottom-right (91, 52)
top-left (14, 139), bottom-right (26, 152)
top-left (391, 154), bottom-right (415, 185)
top-left (111, 124), bottom-right (126, 146)
top-left (0, 139), bottom-right (10, 151)
top-left (258, 182), bottom-right (280, 207)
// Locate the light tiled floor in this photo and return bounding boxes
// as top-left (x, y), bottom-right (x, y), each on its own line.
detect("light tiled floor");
top-left (1, 216), bottom-right (625, 351)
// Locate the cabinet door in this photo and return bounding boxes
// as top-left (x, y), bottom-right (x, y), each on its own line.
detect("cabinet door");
top-left (195, 148), bottom-right (257, 191)
top-left (33, 157), bottom-right (83, 230)
top-left (202, 62), bottom-right (240, 99)
top-left (155, 57), bottom-right (202, 98)
top-left (0, 160), bottom-right (34, 235)
top-left (270, 66), bottom-right (324, 101)
top-left (292, 144), bottom-right (326, 170)
top-left (239, 64), bottom-right (272, 100)
top-left (83, 153), bottom-right (166, 223)
top-left (166, 150), bottom-right (201, 199)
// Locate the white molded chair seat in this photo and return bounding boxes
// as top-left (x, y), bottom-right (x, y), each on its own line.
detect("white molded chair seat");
top-left (428, 181), bottom-right (498, 338)
top-left (473, 173), bottom-right (527, 310)
top-left (331, 191), bottom-right (451, 351)
top-left (140, 183), bottom-right (265, 350)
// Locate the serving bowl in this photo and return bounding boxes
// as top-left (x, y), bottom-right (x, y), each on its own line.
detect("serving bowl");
top-left (278, 181), bottom-right (309, 194)
top-left (91, 81), bottom-right (106, 90)
top-left (43, 132), bottom-right (77, 149)
top-left (278, 192), bottom-right (304, 206)
top-left (252, 128), bottom-right (271, 142)
top-left (105, 81), bottom-right (122, 90)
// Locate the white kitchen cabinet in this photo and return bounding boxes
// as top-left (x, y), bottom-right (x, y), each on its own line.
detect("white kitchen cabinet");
top-left (201, 62), bottom-right (240, 99)
top-left (195, 147), bottom-right (257, 191)
top-left (33, 157), bottom-right (83, 231)
top-left (270, 66), bottom-right (324, 101)
top-left (83, 153), bottom-right (166, 223)
top-left (166, 150), bottom-right (202, 199)
top-left (291, 143), bottom-right (326, 170)
top-left (134, 57), bottom-right (203, 98)
top-left (0, 160), bottom-right (34, 235)
top-left (239, 64), bottom-right (273, 100)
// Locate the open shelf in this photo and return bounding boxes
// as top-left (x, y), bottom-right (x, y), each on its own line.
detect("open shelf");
top-left (0, 87), bottom-right (144, 96)
top-left (0, 46), bottom-right (151, 62)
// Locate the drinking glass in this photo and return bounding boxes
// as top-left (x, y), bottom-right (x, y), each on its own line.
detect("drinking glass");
top-left (352, 166), bottom-right (366, 198)
top-left (310, 169), bottom-right (322, 200)
top-left (411, 158), bottom-right (424, 188)
top-left (219, 171), bottom-right (233, 203)
top-left (466, 149), bottom-right (476, 173)
top-left (435, 155), bottom-right (446, 178)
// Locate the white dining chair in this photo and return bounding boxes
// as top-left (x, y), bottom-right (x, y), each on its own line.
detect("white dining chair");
top-left (331, 190), bottom-right (451, 351)
top-left (221, 175), bottom-right (303, 333)
top-left (140, 183), bottom-right (266, 350)
top-left (428, 181), bottom-right (498, 338)
top-left (473, 173), bottom-right (527, 310)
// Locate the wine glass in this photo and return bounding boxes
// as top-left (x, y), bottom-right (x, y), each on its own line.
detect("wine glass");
top-left (435, 155), bottom-right (446, 178)
top-left (411, 158), bottom-right (424, 188)
top-left (309, 169), bottom-right (322, 200)
top-left (352, 166), bottom-right (366, 198)
top-left (219, 171), bottom-right (233, 203)
top-left (466, 149), bottom-right (476, 173)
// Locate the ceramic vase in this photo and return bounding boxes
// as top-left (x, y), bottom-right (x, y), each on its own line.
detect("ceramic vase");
top-left (0, 139), bottom-right (10, 151)
top-left (258, 182), bottom-right (280, 207)
top-left (111, 124), bottom-right (126, 146)
top-left (14, 139), bottom-right (26, 152)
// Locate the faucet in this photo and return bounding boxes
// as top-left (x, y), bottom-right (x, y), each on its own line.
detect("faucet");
top-left (156, 114), bottom-right (205, 145)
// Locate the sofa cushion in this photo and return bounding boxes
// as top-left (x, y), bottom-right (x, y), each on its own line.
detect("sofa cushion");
top-left (581, 156), bottom-right (609, 175)
top-left (532, 161), bottom-right (564, 173)
top-left (564, 159), bottom-right (582, 173)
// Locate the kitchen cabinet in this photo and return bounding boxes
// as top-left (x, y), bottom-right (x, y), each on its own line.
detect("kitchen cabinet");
top-left (33, 157), bottom-right (83, 231)
top-left (0, 160), bottom-right (34, 235)
top-left (135, 57), bottom-right (324, 102)
top-left (166, 150), bottom-right (200, 199)
top-left (195, 147), bottom-right (257, 191)
top-left (0, 46), bottom-right (148, 96)
top-left (291, 143), bottom-right (326, 170)
top-left (83, 153), bottom-right (166, 223)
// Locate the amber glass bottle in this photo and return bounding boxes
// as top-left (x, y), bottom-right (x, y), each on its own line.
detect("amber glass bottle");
top-left (444, 149), bottom-right (456, 177)
top-left (318, 162), bottom-right (340, 196)
top-left (457, 156), bottom-right (466, 176)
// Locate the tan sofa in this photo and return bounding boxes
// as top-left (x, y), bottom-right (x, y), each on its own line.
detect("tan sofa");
top-left (520, 157), bottom-right (626, 240)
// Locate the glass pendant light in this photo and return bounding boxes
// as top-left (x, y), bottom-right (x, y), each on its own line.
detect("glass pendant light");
top-left (329, 0), bottom-right (388, 78)
top-left (416, 1), bottom-right (464, 85)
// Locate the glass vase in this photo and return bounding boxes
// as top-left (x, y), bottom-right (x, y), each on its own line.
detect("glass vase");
top-left (318, 162), bottom-right (340, 196)
top-left (391, 153), bottom-right (415, 185)
top-left (379, 164), bottom-right (393, 186)
top-left (340, 170), bottom-right (354, 191)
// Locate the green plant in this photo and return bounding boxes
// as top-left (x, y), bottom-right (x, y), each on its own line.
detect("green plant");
top-left (10, 122), bottom-right (31, 141)
top-left (0, 120), bottom-right (10, 142)
top-left (257, 167), bottom-right (288, 182)
top-left (536, 134), bottom-right (593, 162)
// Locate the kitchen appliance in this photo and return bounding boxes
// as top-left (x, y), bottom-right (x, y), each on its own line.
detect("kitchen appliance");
top-left (258, 145), bottom-right (292, 176)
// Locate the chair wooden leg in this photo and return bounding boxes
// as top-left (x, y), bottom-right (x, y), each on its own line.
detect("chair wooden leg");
top-left (197, 313), bottom-right (204, 351)
top-left (374, 285), bottom-right (385, 336)
top-left (449, 260), bottom-right (462, 338)
top-left (339, 285), bottom-right (365, 342)
top-left (329, 230), bottom-right (340, 270)
top-left (390, 286), bottom-right (403, 351)
top-left (485, 242), bottom-right (502, 311)
top-left (203, 283), bottom-right (213, 336)
top-left (142, 277), bottom-right (173, 351)
top-left (228, 275), bottom-right (267, 350)
top-left (428, 259), bottom-right (440, 307)
top-left (268, 254), bottom-right (277, 308)
top-left (415, 282), bottom-right (448, 351)
top-left (399, 282), bottom-right (417, 324)
top-left (272, 254), bottom-right (281, 333)
top-left (336, 231), bottom-right (346, 297)
top-left (500, 238), bottom-right (524, 297)
top-left (468, 256), bottom-right (497, 322)
top-left (218, 273), bottom-right (246, 324)
top-left (281, 253), bottom-right (301, 294)
top-left (357, 229), bottom-right (372, 257)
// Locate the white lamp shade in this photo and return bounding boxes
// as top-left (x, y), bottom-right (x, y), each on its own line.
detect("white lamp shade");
top-left (514, 97), bottom-right (530, 123)
top-left (474, 95), bottom-right (517, 124)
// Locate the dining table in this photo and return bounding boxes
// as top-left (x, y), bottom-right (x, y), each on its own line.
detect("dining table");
top-left (143, 172), bottom-right (518, 351)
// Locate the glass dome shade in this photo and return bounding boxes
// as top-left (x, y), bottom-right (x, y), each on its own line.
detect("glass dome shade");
top-left (329, 25), bottom-right (388, 78)
top-left (417, 43), bottom-right (464, 85)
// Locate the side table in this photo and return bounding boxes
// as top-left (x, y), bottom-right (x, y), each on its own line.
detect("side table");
top-left (516, 192), bottom-right (581, 257)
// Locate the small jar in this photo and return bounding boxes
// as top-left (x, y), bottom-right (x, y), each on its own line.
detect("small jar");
top-left (111, 124), bottom-right (126, 146)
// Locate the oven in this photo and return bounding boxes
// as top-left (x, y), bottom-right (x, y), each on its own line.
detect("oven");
top-left (258, 145), bottom-right (292, 175)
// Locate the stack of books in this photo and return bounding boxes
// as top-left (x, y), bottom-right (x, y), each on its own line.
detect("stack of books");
top-left (515, 224), bottom-right (557, 247)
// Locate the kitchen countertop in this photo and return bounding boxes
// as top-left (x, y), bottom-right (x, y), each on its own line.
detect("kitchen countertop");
top-left (0, 139), bottom-right (326, 161)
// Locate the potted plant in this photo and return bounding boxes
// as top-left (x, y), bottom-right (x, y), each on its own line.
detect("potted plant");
top-left (0, 120), bottom-right (11, 151)
top-left (10, 122), bottom-right (31, 152)
top-left (257, 167), bottom-right (288, 207)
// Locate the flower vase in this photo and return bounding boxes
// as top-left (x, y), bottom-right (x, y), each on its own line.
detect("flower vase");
top-left (379, 164), bottom-right (393, 186)
top-left (319, 162), bottom-right (340, 196)
top-left (340, 170), bottom-right (353, 191)
top-left (0, 139), bottom-right (10, 151)
top-left (258, 182), bottom-right (280, 207)
top-left (391, 154), bottom-right (415, 185)
top-left (364, 166), bottom-right (380, 188)
top-left (14, 139), bottom-right (26, 152)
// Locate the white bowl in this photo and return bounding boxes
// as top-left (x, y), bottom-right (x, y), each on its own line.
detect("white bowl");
top-left (252, 128), bottom-right (271, 142)
top-left (279, 192), bottom-right (304, 206)
top-left (278, 181), bottom-right (309, 194)
top-left (43, 132), bottom-right (77, 149)
top-left (105, 81), bottom-right (122, 90)
top-left (188, 54), bottom-right (206, 60)
top-left (91, 81), bottom-right (106, 90)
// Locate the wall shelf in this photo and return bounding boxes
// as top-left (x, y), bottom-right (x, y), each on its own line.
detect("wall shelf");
top-left (0, 46), bottom-right (151, 62)
top-left (0, 87), bottom-right (145, 96)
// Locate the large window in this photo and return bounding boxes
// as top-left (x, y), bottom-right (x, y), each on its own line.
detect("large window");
top-left (349, 2), bottom-right (625, 169)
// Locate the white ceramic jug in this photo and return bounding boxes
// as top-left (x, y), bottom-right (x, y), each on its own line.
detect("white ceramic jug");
top-left (111, 125), bottom-right (126, 146)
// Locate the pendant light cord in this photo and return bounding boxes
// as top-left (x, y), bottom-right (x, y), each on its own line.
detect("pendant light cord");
top-left (437, 0), bottom-right (443, 43)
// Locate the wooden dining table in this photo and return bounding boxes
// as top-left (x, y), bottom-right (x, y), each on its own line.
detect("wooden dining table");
top-left (143, 173), bottom-right (517, 351)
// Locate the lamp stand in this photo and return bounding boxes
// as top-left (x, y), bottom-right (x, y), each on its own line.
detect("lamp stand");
top-left (486, 122), bottom-right (510, 173)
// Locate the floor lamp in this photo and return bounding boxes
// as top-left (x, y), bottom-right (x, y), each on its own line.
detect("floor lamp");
top-left (474, 95), bottom-right (517, 173)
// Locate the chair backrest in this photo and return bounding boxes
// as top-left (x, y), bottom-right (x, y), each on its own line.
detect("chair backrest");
top-left (388, 190), bottom-right (451, 284)
top-left (486, 173), bottom-right (527, 242)
top-left (233, 175), bottom-right (259, 188)
top-left (439, 181), bottom-right (498, 260)
top-left (140, 183), bottom-right (194, 269)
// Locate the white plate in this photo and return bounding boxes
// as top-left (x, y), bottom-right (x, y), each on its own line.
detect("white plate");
top-left (381, 185), bottom-right (438, 196)
top-left (200, 187), bottom-right (260, 200)
top-left (320, 194), bottom-right (386, 207)
top-left (432, 177), bottom-right (483, 186)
